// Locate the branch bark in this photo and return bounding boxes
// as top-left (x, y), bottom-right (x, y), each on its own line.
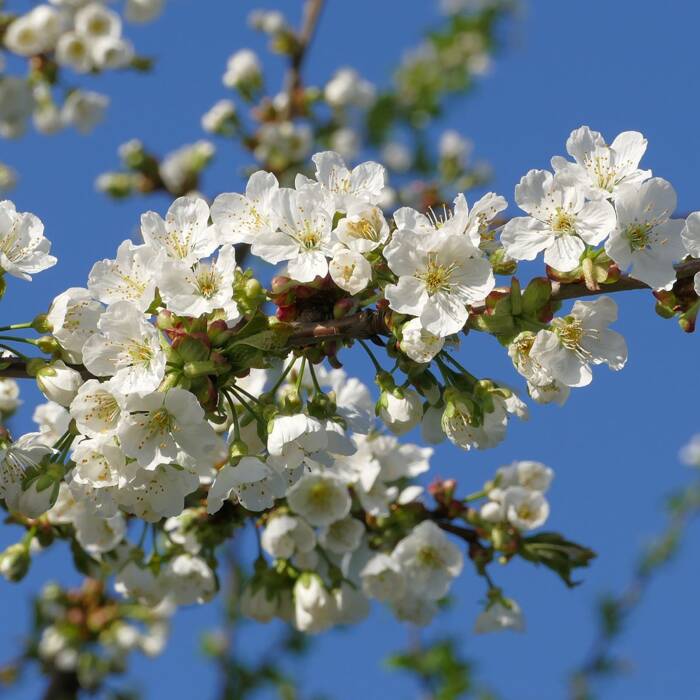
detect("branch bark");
top-left (285, 0), bottom-right (326, 110)
top-left (1, 259), bottom-right (698, 381)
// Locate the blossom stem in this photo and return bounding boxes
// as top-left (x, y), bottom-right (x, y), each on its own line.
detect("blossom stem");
top-left (439, 351), bottom-right (478, 384)
top-left (0, 322), bottom-right (32, 332)
top-left (222, 390), bottom-right (241, 442)
top-left (307, 361), bottom-right (323, 395)
top-left (0, 334), bottom-right (38, 346)
top-left (0, 343), bottom-right (30, 361)
top-left (227, 386), bottom-right (263, 423)
top-left (358, 339), bottom-right (384, 374)
top-left (230, 384), bottom-right (262, 406)
top-left (295, 356), bottom-right (307, 394)
top-left (268, 359), bottom-right (296, 395)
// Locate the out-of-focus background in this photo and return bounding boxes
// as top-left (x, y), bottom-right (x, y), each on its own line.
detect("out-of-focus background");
top-left (1, 1), bottom-right (699, 698)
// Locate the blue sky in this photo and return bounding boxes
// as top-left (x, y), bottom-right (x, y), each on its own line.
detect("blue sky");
top-left (1, 1), bottom-right (700, 698)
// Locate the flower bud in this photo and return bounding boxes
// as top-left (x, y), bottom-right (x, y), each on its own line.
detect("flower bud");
top-left (36, 336), bottom-right (61, 355)
top-left (0, 543), bottom-right (30, 582)
top-left (31, 313), bottom-right (52, 333)
top-left (36, 361), bottom-right (83, 407)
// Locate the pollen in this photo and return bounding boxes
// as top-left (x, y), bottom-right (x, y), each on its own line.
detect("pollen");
top-left (550, 208), bottom-right (576, 235)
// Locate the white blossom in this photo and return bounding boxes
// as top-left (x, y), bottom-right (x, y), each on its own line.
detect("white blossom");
top-left (392, 521), bottom-right (462, 600)
top-left (551, 126), bottom-right (651, 200)
top-left (0, 200), bottom-right (56, 280)
top-left (61, 90), bottom-right (109, 134)
top-left (502, 486), bottom-right (550, 530)
top-left (324, 68), bottom-right (375, 109)
top-left (393, 191), bottom-right (506, 248)
top-left (211, 171), bottom-right (279, 246)
top-left (318, 516), bottom-right (364, 554)
top-left (260, 187), bottom-right (335, 282)
top-left (360, 553), bottom-right (406, 603)
top-left (162, 554), bottom-right (216, 605)
top-left (286, 473), bottom-right (351, 527)
top-left (206, 457), bottom-right (271, 514)
top-left (474, 599), bottom-right (525, 634)
top-left (605, 178), bottom-right (684, 289)
top-left (384, 229), bottom-right (494, 337)
top-left (501, 169), bottom-right (616, 271)
top-left (261, 514), bottom-right (316, 559)
top-left (82, 301), bottom-right (166, 393)
top-left (36, 361), bottom-right (83, 407)
top-left (125, 0), bottom-right (165, 23)
top-left (530, 296), bottom-right (627, 387)
top-left (223, 49), bottom-right (261, 88)
top-left (47, 287), bottom-right (102, 361)
top-left (311, 151), bottom-right (385, 211)
top-left (334, 203), bottom-right (389, 253)
top-left (157, 244), bottom-right (240, 321)
top-left (293, 573), bottom-right (337, 634)
top-left (140, 196), bottom-right (218, 266)
top-left (329, 248), bottom-right (371, 294)
top-left (88, 240), bottom-right (159, 311)
top-left (400, 318), bottom-right (445, 363)
top-left (118, 389), bottom-right (221, 470)
top-left (0, 379), bottom-right (20, 414)
top-left (378, 388), bottom-right (423, 436)
top-left (33, 402), bottom-right (70, 444)
top-left (496, 460), bottom-right (553, 493)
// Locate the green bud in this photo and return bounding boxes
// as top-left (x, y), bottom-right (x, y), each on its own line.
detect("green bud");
top-left (36, 336), bottom-right (61, 354)
top-left (0, 543), bottom-right (30, 582)
top-left (25, 358), bottom-right (47, 377)
top-left (228, 439), bottom-right (249, 463)
top-left (31, 313), bottom-right (51, 333)
top-left (489, 247), bottom-right (517, 275)
top-left (184, 360), bottom-right (217, 378)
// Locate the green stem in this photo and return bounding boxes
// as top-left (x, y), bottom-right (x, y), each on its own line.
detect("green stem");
top-left (0, 334), bottom-right (38, 346)
top-left (295, 356), bottom-right (307, 394)
top-left (222, 390), bottom-right (241, 442)
top-left (0, 322), bottom-right (32, 332)
top-left (0, 343), bottom-right (30, 360)
top-left (307, 360), bottom-right (323, 395)
top-left (268, 359), bottom-right (296, 395)
top-left (440, 351), bottom-right (478, 384)
top-left (463, 488), bottom-right (488, 503)
top-left (227, 386), bottom-right (263, 423)
top-left (358, 339), bottom-right (384, 374)
top-left (231, 384), bottom-right (263, 406)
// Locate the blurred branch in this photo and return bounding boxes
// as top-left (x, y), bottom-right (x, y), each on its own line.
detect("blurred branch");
top-left (285, 0), bottom-right (326, 109)
top-left (569, 477), bottom-right (700, 700)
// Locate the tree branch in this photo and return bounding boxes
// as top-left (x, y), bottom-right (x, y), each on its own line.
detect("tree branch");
top-left (1, 259), bottom-right (698, 381)
top-left (285, 0), bottom-right (326, 109)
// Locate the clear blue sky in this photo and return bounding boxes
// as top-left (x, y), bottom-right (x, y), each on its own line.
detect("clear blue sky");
top-left (1, 1), bottom-right (699, 699)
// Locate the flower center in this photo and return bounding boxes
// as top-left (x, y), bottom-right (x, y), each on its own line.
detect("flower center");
top-left (417, 256), bottom-right (455, 295)
top-left (416, 545), bottom-right (444, 569)
top-left (625, 223), bottom-right (652, 252)
top-left (346, 219), bottom-right (378, 241)
top-left (148, 408), bottom-right (174, 436)
top-left (308, 482), bottom-right (332, 509)
top-left (516, 504), bottom-right (533, 521)
top-left (298, 222), bottom-right (321, 250)
top-left (126, 341), bottom-right (154, 365)
top-left (550, 208), bottom-right (576, 235)
top-left (195, 266), bottom-right (220, 298)
top-left (551, 316), bottom-right (598, 360)
top-left (585, 151), bottom-right (617, 192)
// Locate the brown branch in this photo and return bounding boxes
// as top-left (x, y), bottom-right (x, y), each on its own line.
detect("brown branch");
top-left (1, 259), bottom-right (698, 381)
top-left (285, 0), bottom-right (326, 112)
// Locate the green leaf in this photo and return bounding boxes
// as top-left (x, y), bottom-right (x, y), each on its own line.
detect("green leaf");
top-left (519, 532), bottom-right (596, 588)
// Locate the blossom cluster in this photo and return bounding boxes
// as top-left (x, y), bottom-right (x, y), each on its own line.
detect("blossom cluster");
top-left (0, 129), bottom-right (698, 640)
top-left (0, 1), bottom-right (165, 139)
